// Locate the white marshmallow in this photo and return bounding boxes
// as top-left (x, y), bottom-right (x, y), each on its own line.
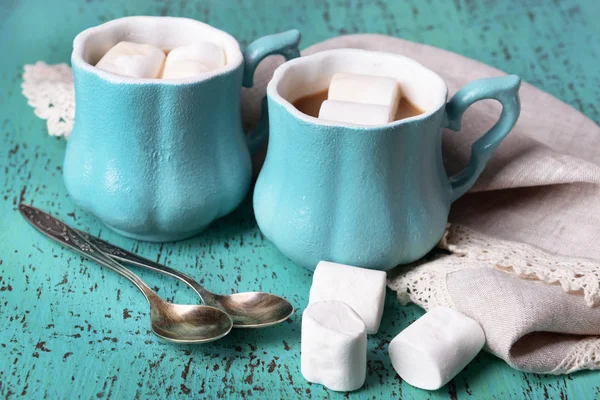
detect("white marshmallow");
top-left (309, 261), bottom-right (387, 334)
top-left (388, 307), bottom-right (486, 390)
top-left (327, 73), bottom-right (401, 121)
top-left (162, 61), bottom-right (210, 80)
top-left (95, 41), bottom-right (165, 79)
top-left (301, 301), bottom-right (367, 392)
top-left (161, 42), bottom-right (225, 79)
top-left (318, 100), bottom-right (392, 126)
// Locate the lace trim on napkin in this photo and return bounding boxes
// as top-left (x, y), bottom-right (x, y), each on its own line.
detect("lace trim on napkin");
top-left (440, 225), bottom-right (600, 307)
top-left (21, 62), bottom-right (75, 138)
top-left (386, 242), bottom-right (458, 310)
top-left (552, 337), bottom-right (600, 373)
top-left (389, 224), bottom-right (600, 308)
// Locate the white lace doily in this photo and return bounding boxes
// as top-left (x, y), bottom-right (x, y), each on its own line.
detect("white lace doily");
top-left (21, 62), bottom-right (75, 138)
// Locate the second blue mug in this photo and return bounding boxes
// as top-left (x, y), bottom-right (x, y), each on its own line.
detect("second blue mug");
top-left (254, 49), bottom-right (521, 271)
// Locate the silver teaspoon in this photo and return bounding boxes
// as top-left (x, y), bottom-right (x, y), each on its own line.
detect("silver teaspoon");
top-left (19, 204), bottom-right (233, 343)
top-left (81, 231), bottom-right (295, 328)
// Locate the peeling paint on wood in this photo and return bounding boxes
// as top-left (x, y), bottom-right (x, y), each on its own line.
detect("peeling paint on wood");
top-left (2, 0), bottom-right (600, 398)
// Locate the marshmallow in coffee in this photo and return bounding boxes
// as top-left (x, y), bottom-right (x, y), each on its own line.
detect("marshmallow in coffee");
top-left (318, 100), bottom-right (392, 125)
top-left (95, 40), bottom-right (226, 80)
top-left (95, 41), bottom-right (166, 79)
top-left (162, 42), bottom-right (226, 79)
top-left (318, 73), bottom-right (401, 124)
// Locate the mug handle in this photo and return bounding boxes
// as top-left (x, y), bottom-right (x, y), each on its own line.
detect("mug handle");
top-left (242, 29), bottom-right (301, 154)
top-left (445, 74), bottom-right (521, 202)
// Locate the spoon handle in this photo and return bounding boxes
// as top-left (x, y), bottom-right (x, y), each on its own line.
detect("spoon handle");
top-left (19, 204), bottom-right (158, 301)
top-left (79, 232), bottom-right (212, 304)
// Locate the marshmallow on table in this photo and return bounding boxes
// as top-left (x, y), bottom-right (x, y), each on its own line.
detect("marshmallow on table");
top-left (309, 261), bottom-right (387, 334)
top-left (318, 100), bottom-right (392, 126)
top-left (95, 41), bottom-right (165, 79)
top-left (327, 72), bottom-right (401, 121)
top-left (388, 307), bottom-right (486, 390)
top-left (161, 42), bottom-right (225, 79)
top-left (301, 301), bottom-right (367, 392)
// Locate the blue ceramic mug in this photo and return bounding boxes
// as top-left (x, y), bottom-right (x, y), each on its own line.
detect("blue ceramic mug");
top-left (65, 16), bottom-right (300, 241)
top-left (254, 49), bottom-right (520, 271)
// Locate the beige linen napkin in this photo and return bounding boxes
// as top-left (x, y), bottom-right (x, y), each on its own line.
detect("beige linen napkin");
top-left (244, 34), bottom-right (600, 374)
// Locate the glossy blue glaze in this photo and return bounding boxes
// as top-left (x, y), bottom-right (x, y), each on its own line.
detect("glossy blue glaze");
top-left (63, 18), bottom-right (300, 242)
top-left (255, 61), bottom-right (521, 271)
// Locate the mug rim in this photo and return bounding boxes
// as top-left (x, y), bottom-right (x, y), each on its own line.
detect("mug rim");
top-left (267, 48), bottom-right (449, 130)
top-left (72, 16), bottom-right (243, 85)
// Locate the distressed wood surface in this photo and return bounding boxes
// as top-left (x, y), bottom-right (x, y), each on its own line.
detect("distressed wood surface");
top-left (2, 0), bottom-right (600, 398)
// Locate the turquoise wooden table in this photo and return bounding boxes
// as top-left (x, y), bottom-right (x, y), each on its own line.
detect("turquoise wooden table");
top-left (2, 0), bottom-right (600, 398)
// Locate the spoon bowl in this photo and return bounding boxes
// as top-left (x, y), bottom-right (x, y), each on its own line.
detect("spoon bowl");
top-left (149, 300), bottom-right (233, 343)
top-left (212, 292), bottom-right (295, 328)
